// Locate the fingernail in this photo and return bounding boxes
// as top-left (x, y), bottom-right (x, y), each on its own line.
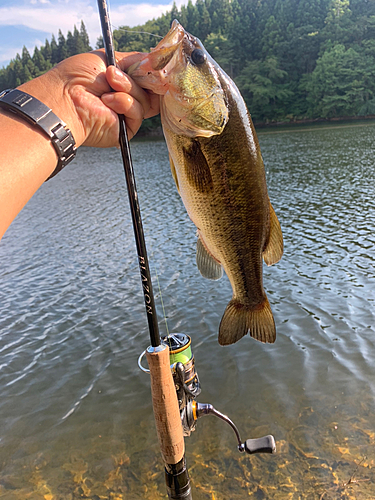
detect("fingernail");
top-left (114, 67), bottom-right (127, 81)
top-left (102, 93), bottom-right (114, 103)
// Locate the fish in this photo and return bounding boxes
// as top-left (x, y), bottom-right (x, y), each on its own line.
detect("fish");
top-left (128, 20), bottom-right (283, 346)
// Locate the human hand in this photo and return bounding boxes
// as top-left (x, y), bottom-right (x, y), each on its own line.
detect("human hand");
top-left (20, 50), bottom-right (160, 148)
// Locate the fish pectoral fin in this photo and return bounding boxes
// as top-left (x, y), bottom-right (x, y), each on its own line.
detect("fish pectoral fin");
top-left (218, 297), bottom-right (276, 345)
top-left (169, 154), bottom-right (180, 193)
top-left (262, 202), bottom-right (283, 266)
top-left (196, 235), bottom-right (223, 280)
top-left (182, 140), bottom-right (213, 194)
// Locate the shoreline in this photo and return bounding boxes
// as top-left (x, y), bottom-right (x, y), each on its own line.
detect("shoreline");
top-left (253, 114), bottom-right (375, 129)
top-left (135, 114), bottom-right (375, 139)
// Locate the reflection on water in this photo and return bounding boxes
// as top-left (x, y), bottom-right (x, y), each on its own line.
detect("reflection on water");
top-left (0, 122), bottom-right (375, 499)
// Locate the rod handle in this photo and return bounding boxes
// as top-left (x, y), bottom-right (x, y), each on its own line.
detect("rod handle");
top-left (146, 344), bottom-right (185, 464)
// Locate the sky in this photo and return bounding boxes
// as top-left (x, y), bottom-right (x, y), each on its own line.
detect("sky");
top-left (0, 0), bottom-right (188, 68)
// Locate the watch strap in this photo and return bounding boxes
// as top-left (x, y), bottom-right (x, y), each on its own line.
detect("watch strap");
top-left (0, 88), bottom-right (76, 180)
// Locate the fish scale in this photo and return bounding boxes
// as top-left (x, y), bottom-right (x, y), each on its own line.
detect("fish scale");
top-left (129, 20), bottom-right (283, 346)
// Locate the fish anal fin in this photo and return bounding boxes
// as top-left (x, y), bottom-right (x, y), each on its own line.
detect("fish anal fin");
top-left (263, 202), bottom-right (283, 266)
top-left (196, 235), bottom-right (223, 280)
top-left (218, 297), bottom-right (276, 345)
top-left (169, 154), bottom-right (180, 193)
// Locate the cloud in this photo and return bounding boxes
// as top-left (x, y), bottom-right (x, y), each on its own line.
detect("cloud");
top-left (0, 1), bottom-right (96, 38)
top-left (0, 0), bottom-right (188, 49)
top-left (0, 39), bottom-right (44, 68)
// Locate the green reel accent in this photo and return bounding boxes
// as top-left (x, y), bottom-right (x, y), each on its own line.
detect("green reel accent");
top-left (169, 345), bottom-right (192, 365)
top-left (162, 333), bottom-right (192, 366)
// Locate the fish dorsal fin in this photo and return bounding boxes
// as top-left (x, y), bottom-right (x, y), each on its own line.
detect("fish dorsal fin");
top-left (263, 202), bottom-right (283, 266)
top-left (169, 154), bottom-right (180, 193)
top-left (196, 235), bottom-right (223, 280)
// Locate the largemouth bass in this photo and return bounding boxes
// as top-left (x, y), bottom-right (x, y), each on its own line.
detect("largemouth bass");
top-left (129, 20), bottom-right (283, 345)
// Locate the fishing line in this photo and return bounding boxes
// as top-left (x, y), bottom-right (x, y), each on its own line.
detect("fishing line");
top-left (153, 265), bottom-right (171, 337)
top-left (111, 25), bottom-right (163, 38)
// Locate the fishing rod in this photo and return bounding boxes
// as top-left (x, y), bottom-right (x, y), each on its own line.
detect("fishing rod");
top-left (97, 2), bottom-right (191, 498)
top-left (97, 2), bottom-right (277, 497)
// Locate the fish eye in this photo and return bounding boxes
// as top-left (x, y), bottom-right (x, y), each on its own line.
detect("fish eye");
top-left (191, 49), bottom-right (206, 65)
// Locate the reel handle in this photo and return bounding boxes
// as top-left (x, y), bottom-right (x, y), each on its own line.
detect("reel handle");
top-left (244, 435), bottom-right (276, 455)
top-left (193, 402), bottom-right (276, 455)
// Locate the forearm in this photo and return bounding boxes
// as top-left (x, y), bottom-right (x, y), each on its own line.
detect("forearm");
top-left (0, 50), bottom-right (159, 241)
top-left (0, 71), bottom-right (83, 240)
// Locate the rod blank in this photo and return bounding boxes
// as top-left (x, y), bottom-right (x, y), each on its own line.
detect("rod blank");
top-left (97, 0), bottom-right (161, 347)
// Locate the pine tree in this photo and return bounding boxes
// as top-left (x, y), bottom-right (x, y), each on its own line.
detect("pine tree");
top-left (57, 30), bottom-right (68, 61)
top-left (195, 0), bottom-right (211, 41)
top-left (50, 35), bottom-right (59, 64)
top-left (2, 1), bottom-right (375, 121)
top-left (41, 39), bottom-right (52, 62)
top-left (33, 47), bottom-right (50, 75)
top-left (80, 21), bottom-right (92, 51)
top-left (66, 30), bottom-right (75, 56)
top-left (21, 46), bottom-right (35, 79)
top-left (73, 25), bottom-right (86, 55)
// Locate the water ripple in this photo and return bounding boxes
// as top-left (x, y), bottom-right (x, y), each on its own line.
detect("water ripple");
top-left (0, 126), bottom-right (375, 497)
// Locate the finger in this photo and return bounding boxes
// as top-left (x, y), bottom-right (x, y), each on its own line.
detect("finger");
top-left (106, 66), bottom-right (151, 118)
top-left (101, 92), bottom-right (144, 139)
top-left (91, 49), bottom-right (145, 74)
top-left (115, 51), bottom-right (147, 72)
top-left (144, 91), bottom-right (160, 119)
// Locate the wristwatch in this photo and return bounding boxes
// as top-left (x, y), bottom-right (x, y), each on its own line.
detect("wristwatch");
top-left (0, 88), bottom-right (76, 180)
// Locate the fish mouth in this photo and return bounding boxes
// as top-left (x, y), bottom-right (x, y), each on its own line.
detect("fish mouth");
top-left (128, 20), bottom-right (203, 95)
top-left (128, 20), bottom-right (186, 89)
top-left (128, 20), bottom-right (229, 137)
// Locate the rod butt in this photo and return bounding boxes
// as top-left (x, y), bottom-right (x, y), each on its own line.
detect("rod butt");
top-left (165, 458), bottom-right (192, 500)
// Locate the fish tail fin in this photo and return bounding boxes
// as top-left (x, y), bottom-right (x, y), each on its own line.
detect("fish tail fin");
top-left (218, 297), bottom-right (276, 346)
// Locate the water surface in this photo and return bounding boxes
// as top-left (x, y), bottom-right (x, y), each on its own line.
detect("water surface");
top-left (0, 122), bottom-right (375, 499)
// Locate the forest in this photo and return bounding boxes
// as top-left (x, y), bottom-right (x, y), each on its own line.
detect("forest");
top-left (0, 22), bottom-right (92, 91)
top-left (1, 0), bottom-right (375, 124)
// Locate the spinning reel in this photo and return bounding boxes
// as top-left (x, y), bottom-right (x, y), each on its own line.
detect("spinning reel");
top-left (140, 333), bottom-right (276, 456)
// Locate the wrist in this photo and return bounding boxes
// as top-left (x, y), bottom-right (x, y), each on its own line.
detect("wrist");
top-left (0, 89), bottom-right (76, 180)
top-left (19, 68), bottom-right (86, 148)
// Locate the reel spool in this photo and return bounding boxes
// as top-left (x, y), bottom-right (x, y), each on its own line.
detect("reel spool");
top-left (162, 334), bottom-right (201, 436)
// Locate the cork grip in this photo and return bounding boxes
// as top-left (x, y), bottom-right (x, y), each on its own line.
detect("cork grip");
top-left (146, 345), bottom-right (185, 465)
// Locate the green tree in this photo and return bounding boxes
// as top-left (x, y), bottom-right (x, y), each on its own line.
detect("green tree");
top-left (322, 0), bottom-right (353, 46)
top-left (205, 32), bottom-right (235, 77)
top-left (208, 0), bottom-right (233, 33)
top-left (50, 35), bottom-right (59, 64)
top-left (195, 0), bottom-right (211, 41)
top-left (11, 55), bottom-right (25, 87)
top-left (32, 47), bottom-right (51, 75)
top-left (41, 39), bottom-right (52, 62)
top-left (236, 57), bottom-right (293, 121)
top-left (57, 30), bottom-right (68, 61)
top-left (73, 25), bottom-right (86, 54)
top-left (261, 15), bottom-right (284, 58)
top-left (2, 0), bottom-right (375, 123)
top-left (80, 21), bottom-right (92, 51)
top-left (305, 44), bottom-right (375, 117)
top-left (170, 2), bottom-right (179, 23)
top-left (21, 46), bottom-right (35, 80)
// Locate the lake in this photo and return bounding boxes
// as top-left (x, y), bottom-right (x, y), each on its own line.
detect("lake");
top-left (0, 122), bottom-right (375, 499)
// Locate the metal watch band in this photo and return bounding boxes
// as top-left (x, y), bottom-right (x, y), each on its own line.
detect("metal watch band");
top-left (0, 88), bottom-right (76, 180)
